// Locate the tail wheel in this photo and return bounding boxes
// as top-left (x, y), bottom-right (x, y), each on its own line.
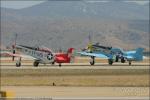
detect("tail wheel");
top-left (90, 56), bottom-right (95, 65)
top-left (59, 63), bottom-right (61, 67)
top-left (108, 59), bottom-right (113, 65)
top-left (129, 61), bottom-right (132, 66)
top-left (33, 61), bottom-right (39, 67)
top-left (16, 61), bottom-right (21, 67)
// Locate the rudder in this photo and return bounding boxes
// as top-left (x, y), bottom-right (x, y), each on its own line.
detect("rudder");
top-left (134, 48), bottom-right (144, 61)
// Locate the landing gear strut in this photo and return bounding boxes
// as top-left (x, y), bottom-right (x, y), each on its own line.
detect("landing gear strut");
top-left (16, 57), bottom-right (21, 67)
top-left (90, 56), bottom-right (95, 65)
top-left (115, 56), bottom-right (119, 62)
top-left (108, 59), bottom-right (113, 65)
top-left (33, 61), bottom-right (39, 67)
top-left (52, 61), bottom-right (55, 65)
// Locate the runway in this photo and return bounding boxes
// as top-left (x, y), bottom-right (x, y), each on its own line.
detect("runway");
top-left (1, 57), bottom-right (149, 69)
top-left (1, 57), bottom-right (149, 99)
top-left (1, 86), bottom-right (149, 98)
top-left (53, 97), bottom-right (150, 100)
top-left (3, 97), bottom-right (150, 100)
top-left (1, 63), bottom-right (149, 69)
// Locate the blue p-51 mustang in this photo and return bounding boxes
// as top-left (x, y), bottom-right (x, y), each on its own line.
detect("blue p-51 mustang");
top-left (78, 43), bottom-right (144, 65)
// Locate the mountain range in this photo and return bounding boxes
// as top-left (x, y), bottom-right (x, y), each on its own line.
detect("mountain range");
top-left (1, 1), bottom-right (149, 51)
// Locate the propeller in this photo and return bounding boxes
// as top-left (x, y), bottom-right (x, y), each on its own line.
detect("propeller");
top-left (83, 33), bottom-right (94, 52)
top-left (12, 44), bottom-right (15, 61)
top-left (87, 42), bottom-right (93, 52)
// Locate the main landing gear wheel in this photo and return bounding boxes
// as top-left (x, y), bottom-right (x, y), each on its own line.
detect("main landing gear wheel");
top-left (33, 61), bottom-right (39, 67)
top-left (121, 57), bottom-right (125, 63)
top-left (90, 56), bottom-right (95, 65)
top-left (52, 61), bottom-right (55, 65)
top-left (108, 59), bottom-right (113, 65)
top-left (16, 57), bottom-right (21, 67)
top-left (16, 61), bottom-right (21, 67)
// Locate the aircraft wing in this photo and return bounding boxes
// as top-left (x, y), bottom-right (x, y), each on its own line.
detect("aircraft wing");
top-left (124, 55), bottom-right (135, 61)
top-left (77, 51), bottom-right (108, 58)
top-left (1, 51), bottom-right (36, 60)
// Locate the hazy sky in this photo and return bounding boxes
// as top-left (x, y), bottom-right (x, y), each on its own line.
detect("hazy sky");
top-left (1, 1), bottom-right (45, 9)
top-left (1, 1), bottom-right (149, 9)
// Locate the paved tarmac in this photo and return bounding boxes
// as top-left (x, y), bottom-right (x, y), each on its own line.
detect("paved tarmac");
top-left (1, 86), bottom-right (149, 98)
top-left (1, 62), bottom-right (149, 69)
top-left (1, 58), bottom-right (149, 99)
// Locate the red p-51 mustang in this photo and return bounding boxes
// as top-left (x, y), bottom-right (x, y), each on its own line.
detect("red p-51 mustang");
top-left (2, 44), bottom-right (74, 67)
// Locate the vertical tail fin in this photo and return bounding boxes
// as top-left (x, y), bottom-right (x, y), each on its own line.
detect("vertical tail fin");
top-left (134, 48), bottom-right (144, 61)
top-left (67, 48), bottom-right (74, 63)
top-left (67, 48), bottom-right (74, 59)
top-left (67, 48), bottom-right (74, 56)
